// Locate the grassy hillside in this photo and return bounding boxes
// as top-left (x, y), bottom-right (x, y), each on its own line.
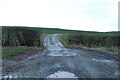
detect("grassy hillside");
top-left (1, 26), bottom-right (119, 35)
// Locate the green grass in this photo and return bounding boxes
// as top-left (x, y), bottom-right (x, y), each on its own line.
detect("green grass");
top-left (85, 47), bottom-right (119, 55)
top-left (2, 47), bottom-right (29, 59)
top-left (59, 33), bottom-right (69, 47)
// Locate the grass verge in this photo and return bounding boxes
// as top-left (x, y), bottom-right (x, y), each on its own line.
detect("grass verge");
top-left (1, 47), bottom-right (29, 59)
top-left (87, 47), bottom-right (119, 55)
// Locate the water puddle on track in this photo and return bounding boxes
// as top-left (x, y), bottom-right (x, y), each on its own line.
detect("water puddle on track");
top-left (92, 59), bottom-right (113, 63)
top-left (2, 75), bottom-right (17, 79)
top-left (47, 71), bottom-right (78, 78)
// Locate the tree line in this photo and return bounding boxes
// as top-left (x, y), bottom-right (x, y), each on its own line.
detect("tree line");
top-left (2, 27), bottom-right (42, 47)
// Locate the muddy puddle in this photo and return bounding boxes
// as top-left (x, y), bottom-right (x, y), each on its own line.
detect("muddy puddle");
top-left (47, 71), bottom-right (78, 78)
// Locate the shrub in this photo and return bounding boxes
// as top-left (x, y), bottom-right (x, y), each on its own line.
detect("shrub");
top-left (2, 27), bottom-right (42, 47)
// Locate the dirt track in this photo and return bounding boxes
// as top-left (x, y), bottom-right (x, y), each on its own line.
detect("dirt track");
top-left (2, 34), bottom-right (119, 78)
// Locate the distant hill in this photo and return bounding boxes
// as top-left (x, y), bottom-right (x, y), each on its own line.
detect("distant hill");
top-left (1, 26), bottom-right (119, 35)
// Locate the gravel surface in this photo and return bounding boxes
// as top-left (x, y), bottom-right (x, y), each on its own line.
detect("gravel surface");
top-left (2, 34), bottom-right (120, 79)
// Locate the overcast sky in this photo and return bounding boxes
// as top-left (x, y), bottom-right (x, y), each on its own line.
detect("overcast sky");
top-left (0, 0), bottom-right (119, 32)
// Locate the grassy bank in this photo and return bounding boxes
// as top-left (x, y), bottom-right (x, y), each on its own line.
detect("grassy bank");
top-left (1, 47), bottom-right (43, 59)
top-left (59, 33), bottom-right (119, 55)
top-left (1, 47), bottom-right (29, 59)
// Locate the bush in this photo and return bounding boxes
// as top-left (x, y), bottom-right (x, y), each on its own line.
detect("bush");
top-left (67, 34), bottom-right (119, 48)
top-left (2, 27), bottom-right (42, 47)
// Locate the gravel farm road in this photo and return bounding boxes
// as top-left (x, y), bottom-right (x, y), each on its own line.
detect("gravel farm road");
top-left (2, 34), bottom-right (120, 79)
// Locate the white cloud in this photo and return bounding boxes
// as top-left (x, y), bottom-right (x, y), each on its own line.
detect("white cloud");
top-left (0, 0), bottom-right (119, 32)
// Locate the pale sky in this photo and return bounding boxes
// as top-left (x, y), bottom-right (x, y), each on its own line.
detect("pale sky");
top-left (0, 0), bottom-right (119, 32)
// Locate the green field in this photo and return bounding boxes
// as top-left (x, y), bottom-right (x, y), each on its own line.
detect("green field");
top-left (2, 47), bottom-right (29, 59)
top-left (1, 26), bottom-right (119, 35)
